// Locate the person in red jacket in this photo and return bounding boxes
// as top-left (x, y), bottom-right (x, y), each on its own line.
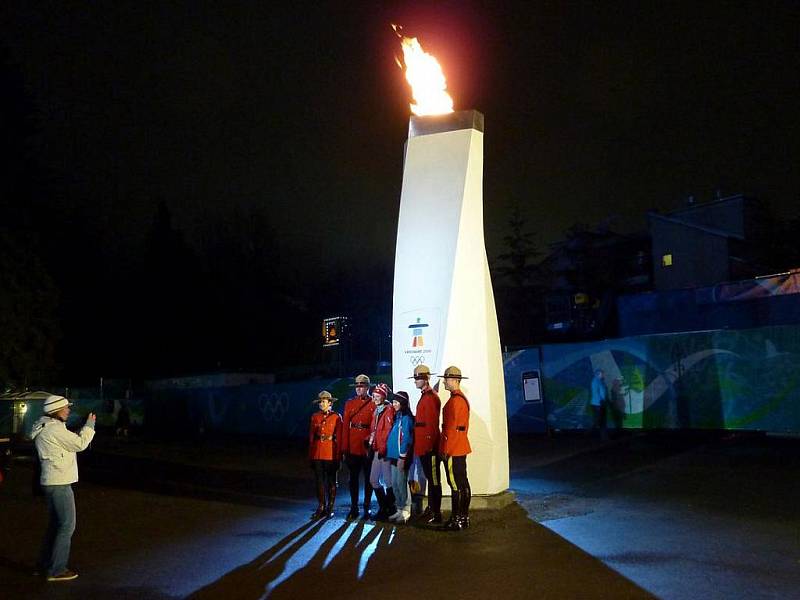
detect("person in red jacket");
top-left (341, 374), bottom-right (377, 520)
top-left (410, 364), bottom-right (443, 524)
top-left (308, 390), bottom-right (343, 520)
top-left (439, 366), bottom-right (472, 530)
top-left (367, 382), bottom-right (396, 520)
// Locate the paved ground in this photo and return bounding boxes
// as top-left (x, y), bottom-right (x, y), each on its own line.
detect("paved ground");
top-left (0, 431), bottom-right (797, 599)
top-left (512, 432), bottom-right (800, 599)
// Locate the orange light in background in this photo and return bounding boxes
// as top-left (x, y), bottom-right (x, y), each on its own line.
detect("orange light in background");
top-left (393, 24), bottom-right (454, 116)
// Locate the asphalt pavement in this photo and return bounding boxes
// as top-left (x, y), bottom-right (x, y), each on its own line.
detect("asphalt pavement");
top-left (0, 430), bottom-right (797, 599)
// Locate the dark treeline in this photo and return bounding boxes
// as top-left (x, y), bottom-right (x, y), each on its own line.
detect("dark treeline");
top-left (0, 52), bottom-right (393, 390)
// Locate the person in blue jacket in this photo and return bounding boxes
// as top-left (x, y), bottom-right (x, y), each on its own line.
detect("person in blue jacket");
top-left (386, 391), bottom-right (414, 524)
top-left (590, 369), bottom-right (609, 440)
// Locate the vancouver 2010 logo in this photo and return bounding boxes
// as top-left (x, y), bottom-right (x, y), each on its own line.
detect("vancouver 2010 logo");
top-left (405, 316), bottom-right (434, 368)
top-left (409, 317), bottom-right (428, 347)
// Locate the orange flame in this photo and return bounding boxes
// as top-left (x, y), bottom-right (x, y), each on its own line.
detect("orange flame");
top-left (393, 24), bottom-right (454, 116)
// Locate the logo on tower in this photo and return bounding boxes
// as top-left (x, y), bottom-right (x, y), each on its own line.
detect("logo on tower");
top-left (409, 317), bottom-right (428, 347)
top-left (398, 308), bottom-right (441, 373)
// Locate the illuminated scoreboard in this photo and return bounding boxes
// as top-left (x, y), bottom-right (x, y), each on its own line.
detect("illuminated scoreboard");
top-left (322, 316), bottom-right (349, 348)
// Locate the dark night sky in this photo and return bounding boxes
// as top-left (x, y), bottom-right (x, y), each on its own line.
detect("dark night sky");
top-left (4, 2), bottom-right (798, 262)
top-left (1, 1), bottom-right (799, 379)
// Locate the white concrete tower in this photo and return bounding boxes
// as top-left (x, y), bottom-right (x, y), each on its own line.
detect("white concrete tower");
top-left (391, 110), bottom-right (509, 495)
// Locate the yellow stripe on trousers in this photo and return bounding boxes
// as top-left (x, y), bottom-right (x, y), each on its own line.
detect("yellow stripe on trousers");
top-left (447, 457), bottom-right (457, 491)
top-left (430, 454), bottom-right (439, 487)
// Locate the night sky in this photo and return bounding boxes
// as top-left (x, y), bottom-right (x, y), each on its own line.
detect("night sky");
top-left (2, 1), bottom-right (799, 381)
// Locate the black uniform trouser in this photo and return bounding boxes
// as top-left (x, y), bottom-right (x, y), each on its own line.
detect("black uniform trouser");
top-left (345, 453), bottom-right (374, 509)
top-left (444, 455), bottom-right (471, 518)
top-left (312, 460), bottom-right (339, 489)
top-left (444, 455), bottom-right (469, 493)
top-left (419, 450), bottom-right (442, 513)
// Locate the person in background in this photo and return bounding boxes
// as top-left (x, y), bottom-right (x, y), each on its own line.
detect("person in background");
top-left (308, 390), bottom-right (342, 520)
top-left (439, 366), bottom-right (472, 531)
top-left (115, 402), bottom-right (131, 437)
top-left (590, 369), bottom-right (609, 441)
top-left (410, 364), bottom-right (442, 524)
top-left (387, 391), bottom-right (415, 524)
top-left (368, 383), bottom-right (395, 521)
top-left (30, 395), bottom-right (96, 582)
top-left (340, 374), bottom-right (377, 520)
top-left (609, 377), bottom-right (625, 435)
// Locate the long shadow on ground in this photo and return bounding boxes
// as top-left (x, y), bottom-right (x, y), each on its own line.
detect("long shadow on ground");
top-left (188, 503), bottom-right (653, 600)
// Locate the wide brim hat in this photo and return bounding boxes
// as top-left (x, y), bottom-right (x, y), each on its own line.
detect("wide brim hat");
top-left (408, 364), bottom-right (435, 379)
top-left (438, 365), bottom-right (469, 380)
top-left (312, 390), bottom-right (338, 404)
top-left (44, 395), bottom-right (73, 414)
top-left (350, 373), bottom-right (371, 387)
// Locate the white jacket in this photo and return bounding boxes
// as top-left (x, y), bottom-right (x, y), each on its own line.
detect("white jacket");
top-left (30, 416), bottom-right (95, 485)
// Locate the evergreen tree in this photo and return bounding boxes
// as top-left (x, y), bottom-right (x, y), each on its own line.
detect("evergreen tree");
top-left (494, 204), bottom-right (541, 288)
top-left (491, 204), bottom-right (543, 347)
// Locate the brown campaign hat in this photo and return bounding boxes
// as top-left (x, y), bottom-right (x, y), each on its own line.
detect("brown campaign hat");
top-left (408, 364), bottom-right (435, 379)
top-left (438, 365), bottom-right (468, 380)
top-left (313, 390), bottom-right (338, 404)
top-left (351, 374), bottom-right (371, 387)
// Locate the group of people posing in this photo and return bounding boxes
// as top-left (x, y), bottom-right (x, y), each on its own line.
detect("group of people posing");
top-left (308, 364), bottom-right (472, 531)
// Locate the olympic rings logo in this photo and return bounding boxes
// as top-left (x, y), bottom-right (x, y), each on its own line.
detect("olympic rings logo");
top-left (257, 392), bottom-right (289, 423)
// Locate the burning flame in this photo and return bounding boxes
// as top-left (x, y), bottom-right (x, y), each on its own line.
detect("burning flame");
top-left (393, 24), bottom-right (454, 116)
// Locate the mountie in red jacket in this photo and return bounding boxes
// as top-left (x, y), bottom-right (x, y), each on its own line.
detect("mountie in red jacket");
top-left (340, 395), bottom-right (376, 457)
top-left (413, 388), bottom-right (440, 457)
top-left (439, 390), bottom-right (471, 457)
top-left (308, 410), bottom-right (342, 461)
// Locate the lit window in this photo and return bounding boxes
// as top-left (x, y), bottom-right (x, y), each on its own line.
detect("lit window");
top-left (661, 253), bottom-right (673, 267)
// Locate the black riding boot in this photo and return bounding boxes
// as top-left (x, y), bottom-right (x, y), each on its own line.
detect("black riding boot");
top-left (385, 487), bottom-right (397, 518)
top-left (348, 468), bottom-right (360, 518)
top-left (311, 483), bottom-right (326, 520)
top-left (426, 482), bottom-right (443, 523)
top-left (430, 482), bottom-right (443, 516)
top-left (373, 487), bottom-right (388, 520)
top-left (459, 485), bottom-right (471, 528)
top-left (362, 481), bottom-right (374, 519)
top-left (442, 491), bottom-right (462, 530)
top-left (325, 484), bottom-right (337, 518)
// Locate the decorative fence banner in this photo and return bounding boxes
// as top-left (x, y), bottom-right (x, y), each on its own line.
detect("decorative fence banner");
top-left (19, 322), bottom-right (798, 440)
top-left (510, 324), bottom-right (800, 433)
top-left (141, 376), bottom-right (392, 439)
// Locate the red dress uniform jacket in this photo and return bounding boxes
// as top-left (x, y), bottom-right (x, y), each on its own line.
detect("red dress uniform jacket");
top-left (371, 403), bottom-right (395, 456)
top-left (308, 410), bottom-right (343, 461)
top-left (413, 388), bottom-right (441, 457)
top-left (439, 391), bottom-right (471, 457)
top-left (341, 396), bottom-right (376, 457)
